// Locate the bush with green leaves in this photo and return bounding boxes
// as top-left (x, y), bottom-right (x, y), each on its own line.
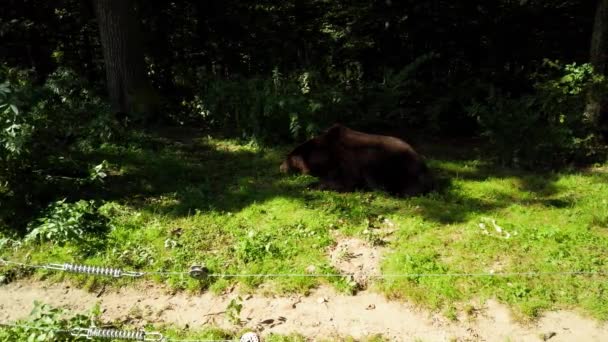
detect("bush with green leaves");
top-left (0, 66), bottom-right (119, 231)
top-left (468, 60), bottom-right (607, 168)
top-left (0, 81), bottom-right (30, 157)
top-left (182, 68), bottom-right (349, 143)
top-left (357, 53), bottom-right (439, 128)
top-left (25, 199), bottom-right (110, 245)
top-left (0, 67), bottom-right (118, 158)
top-left (178, 54), bottom-right (436, 143)
top-left (0, 301), bottom-right (99, 342)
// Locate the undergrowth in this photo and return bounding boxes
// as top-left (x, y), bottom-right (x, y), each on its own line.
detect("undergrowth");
top-left (0, 301), bottom-right (306, 342)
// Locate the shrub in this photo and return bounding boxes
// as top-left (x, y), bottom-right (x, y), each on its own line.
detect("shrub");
top-left (0, 66), bottom-right (120, 231)
top-left (25, 199), bottom-right (110, 245)
top-left (468, 60), bottom-right (607, 169)
top-left (182, 68), bottom-right (354, 143)
top-left (0, 301), bottom-right (99, 342)
top-left (177, 54), bottom-right (437, 143)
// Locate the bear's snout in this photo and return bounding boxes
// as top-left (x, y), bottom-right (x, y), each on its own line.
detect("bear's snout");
top-left (279, 160), bottom-right (289, 173)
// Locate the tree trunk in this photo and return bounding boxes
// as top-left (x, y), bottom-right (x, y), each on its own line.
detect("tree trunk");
top-left (586, 0), bottom-right (608, 141)
top-left (92, 0), bottom-right (157, 122)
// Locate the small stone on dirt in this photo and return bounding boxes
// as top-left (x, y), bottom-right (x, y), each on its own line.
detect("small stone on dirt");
top-left (542, 331), bottom-right (557, 341)
top-left (289, 298), bottom-right (302, 309)
top-left (305, 265), bottom-right (316, 273)
top-left (317, 297), bottom-right (328, 304)
top-left (366, 304), bottom-right (376, 310)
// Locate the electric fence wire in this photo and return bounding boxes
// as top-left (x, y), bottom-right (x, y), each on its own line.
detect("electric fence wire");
top-left (2, 258), bottom-right (606, 279)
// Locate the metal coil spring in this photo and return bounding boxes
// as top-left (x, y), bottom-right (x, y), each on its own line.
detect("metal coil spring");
top-left (63, 263), bottom-right (123, 277)
top-left (45, 263), bottom-right (144, 278)
top-left (71, 327), bottom-right (163, 341)
top-left (86, 328), bottom-right (146, 340)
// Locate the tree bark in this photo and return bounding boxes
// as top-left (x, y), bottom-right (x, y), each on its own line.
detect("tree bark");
top-left (92, 0), bottom-right (157, 121)
top-left (586, 0), bottom-right (608, 141)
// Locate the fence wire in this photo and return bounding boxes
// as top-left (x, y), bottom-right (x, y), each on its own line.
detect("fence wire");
top-left (2, 258), bottom-right (606, 279)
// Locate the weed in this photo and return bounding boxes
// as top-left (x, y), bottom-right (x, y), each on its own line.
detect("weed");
top-left (24, 199), bottom-right (110, 246)
top-left (444, 305), bottom-right (458, 322)
top-left (225, 296), bottom-right (243, 325)
top-left (264, 334), bottom-right (307, 342)
top-left (235, 231), bottom-right (282, 263)
top-left (111, 243), bottom-right (156, 268)
top-left (0, 301), bottom-right (99, 341)
top-left (463, 304), bottom-right (476, 317)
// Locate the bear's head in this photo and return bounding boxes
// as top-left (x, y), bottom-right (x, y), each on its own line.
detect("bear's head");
top-left (280, 153), bottom-right (309, 174)
top-left (280, 124), bottom-right (344, 175)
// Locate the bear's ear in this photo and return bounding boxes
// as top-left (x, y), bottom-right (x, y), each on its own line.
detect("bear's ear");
top-left (326, 123), bottom-right (343, 131)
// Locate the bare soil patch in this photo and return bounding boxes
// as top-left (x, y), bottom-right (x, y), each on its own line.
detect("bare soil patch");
top-left (1, 280), bottom-right (606, 341)
top-left (328, 237), bottom-right (384, 289)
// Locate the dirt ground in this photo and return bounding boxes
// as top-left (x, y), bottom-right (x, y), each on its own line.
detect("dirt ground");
top-left (1, 237), bottom-right (607, 341)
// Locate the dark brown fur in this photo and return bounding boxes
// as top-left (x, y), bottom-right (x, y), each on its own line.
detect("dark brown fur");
top-left (280, 124), bottom-right (435, 196)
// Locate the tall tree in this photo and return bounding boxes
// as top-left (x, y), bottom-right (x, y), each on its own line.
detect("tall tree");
top-left (586, 0), bottom-right (608, 140)
top-left (92, 0), bottom-right (157, 120)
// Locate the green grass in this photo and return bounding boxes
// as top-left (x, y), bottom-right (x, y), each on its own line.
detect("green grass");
top-left (379, 160), bottom-right (608, 320)
top-left (1, 129), bottom-right (608, 322)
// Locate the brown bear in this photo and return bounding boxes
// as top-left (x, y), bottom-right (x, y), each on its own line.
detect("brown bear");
top-left (279, 124), bottom-right (435, 196)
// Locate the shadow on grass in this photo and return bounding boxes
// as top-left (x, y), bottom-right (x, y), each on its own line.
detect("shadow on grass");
top-left (62, 128), bottom-right (607, 226)
top-left (79, 139), bottom-right (288, 216)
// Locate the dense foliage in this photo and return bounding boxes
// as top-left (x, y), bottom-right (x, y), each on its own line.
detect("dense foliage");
top-left (1, 1), bottom-right (601, 135)
top-left (469, 60), bottom-right (607, 168)
top-left (0, 66), bottom-right (118, 232)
